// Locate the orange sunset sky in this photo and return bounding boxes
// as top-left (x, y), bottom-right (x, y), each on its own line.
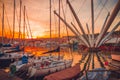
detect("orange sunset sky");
top-left (0, 0), bottom-right (120, 38)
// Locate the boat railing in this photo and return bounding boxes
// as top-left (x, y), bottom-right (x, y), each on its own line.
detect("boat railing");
top-left (36, 59), bottom-right (72, 70)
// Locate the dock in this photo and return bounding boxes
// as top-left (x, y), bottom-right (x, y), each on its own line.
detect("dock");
top-left (0, 69), bottom-right (22, 80)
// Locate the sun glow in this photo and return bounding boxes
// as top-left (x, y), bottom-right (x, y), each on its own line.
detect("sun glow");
top-left (32, 31), bottom-right (45, 38)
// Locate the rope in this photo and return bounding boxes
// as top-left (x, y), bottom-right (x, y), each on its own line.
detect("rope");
top-left (100, 0), bottom-right (109, 12)
top-left (25, 9), bottom-right (33, 39)
top-left (77, 0), bottom-right (87, 15)
top-left (84, 0), bottom-right (109, 33)
top-left (53, 0), bottom-right (58, 38)
top-left (25, 20), bottom-right (29, 38)
top-left (4, 8), bottom-right (12, 42)
top-left (94, 0), bottom-right (108, 24)
top-left (15, 8), bottom-right (20, 30)
top-left (70, 0), bottom-right (76, 3)
top-left (61, 0), bottom-right (73, 59)
top-left (86, 0), bottom-right (102, 24)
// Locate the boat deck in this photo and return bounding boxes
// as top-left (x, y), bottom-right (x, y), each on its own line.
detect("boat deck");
top-left (0, 69), bottom-right (22, 80)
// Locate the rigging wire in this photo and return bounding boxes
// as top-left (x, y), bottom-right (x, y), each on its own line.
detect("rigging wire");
top-left (94, 0), bottom-right (108, 24)
top-left (87, 0), bottom-right (102, 24)
top-left (0, 2), bottom-right (7, 42)
top-left (4, 8), bottom-right (12, 35)
top-left (15, 9), bottom-right (19, 23)
top-left (25, 20), bottom-right (29, 38)
top-left (61, 0), bottom-right (73, 59)
top-left (60, 0), bottom-right (66, 39)
top-left (100, 0), bottom-right (109, 12)
top-left (84, 0), bottom-right (109, 34)
top-left (70, 0), bottom-right (76, 3)
top-left (77, 0), bottom-right (87, 15)
top-left (53, 0), bottom-right (58, 38)
top-left (4, 8), bottom-right (12, 42)
top-left (18, 2), bottom-right (34, 40)
top-left (25, 8), bottom-right (33, 39)
top-left (15, 7), bottom-right (21, 37)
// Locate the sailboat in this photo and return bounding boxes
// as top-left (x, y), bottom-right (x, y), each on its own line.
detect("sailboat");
top-left (25, 0), bottom-right (73, 77)
top-left (0, 1), bottom-right (25, 68)
top-left (11, 0), bottom-right (73, 79)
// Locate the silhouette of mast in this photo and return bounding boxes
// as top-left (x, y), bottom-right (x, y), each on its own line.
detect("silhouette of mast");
top-left (12, 0), bottom-right (16, 43)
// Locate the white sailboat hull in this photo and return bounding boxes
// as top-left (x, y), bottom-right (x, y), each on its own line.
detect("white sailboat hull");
top-left (29, 59), bottom-right (73, 77)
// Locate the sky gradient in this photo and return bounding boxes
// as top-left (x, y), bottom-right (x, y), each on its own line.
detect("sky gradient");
top-left (0, 0), bottom-right (120, 38)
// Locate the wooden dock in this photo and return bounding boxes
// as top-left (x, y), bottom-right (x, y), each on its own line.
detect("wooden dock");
top-left (0, 69), bottom-right (22, 80)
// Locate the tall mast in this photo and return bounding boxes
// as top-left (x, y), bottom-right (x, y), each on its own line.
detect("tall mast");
top-left (12, 0), bottom-right (16, 43)
top-left (19, 0), bottom-right (22, 41)
top-left (58, 0), bottom-right (60, 39)
top-left (23, 6), bottom-right (26, 46)
top-left (91, 0), bottom-right (94, 47)
top-left (49, 0), bottom-right (52, 51)
top-left (2, 4), bottom-right (4, 45)
top-left (58, 0), bottom-right (61, 59)
top-left (50, 0), bottom-right (51, 39)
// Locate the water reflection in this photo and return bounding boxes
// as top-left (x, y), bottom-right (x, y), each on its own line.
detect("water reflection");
top-left (4, 46), bottom-right (114, 73)
top-left (25, 47), bottom-right (112, 70)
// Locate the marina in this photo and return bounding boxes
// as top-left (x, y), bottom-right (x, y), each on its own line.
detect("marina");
top-left (0, 0), bottom-right (120, 80)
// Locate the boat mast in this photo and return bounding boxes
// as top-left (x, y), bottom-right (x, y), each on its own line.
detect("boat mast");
top-left (58, 0), bottom-right (60, 39)
top-left (19, 0), bottom-right (22, 42)
top-left (58, 0), bottom-right (61, 59)
top-left (49, 0), bottom-right (52, 51)
top-left (50, 0), bottom-right (51, 40)
top-left (23, 6), bottom-right (26, 46)
top-left (2, 4), bottom-right (4, 45)
top-left (12, 0), bottom-right (16, 43)
top-left (91, 0), bottom-right (94, 47)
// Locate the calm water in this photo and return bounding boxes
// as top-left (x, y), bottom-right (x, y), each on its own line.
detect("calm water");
top-left (4, 46), bottom-right (116, 73)
top-left (25, 46), bottom-right (112, 70)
